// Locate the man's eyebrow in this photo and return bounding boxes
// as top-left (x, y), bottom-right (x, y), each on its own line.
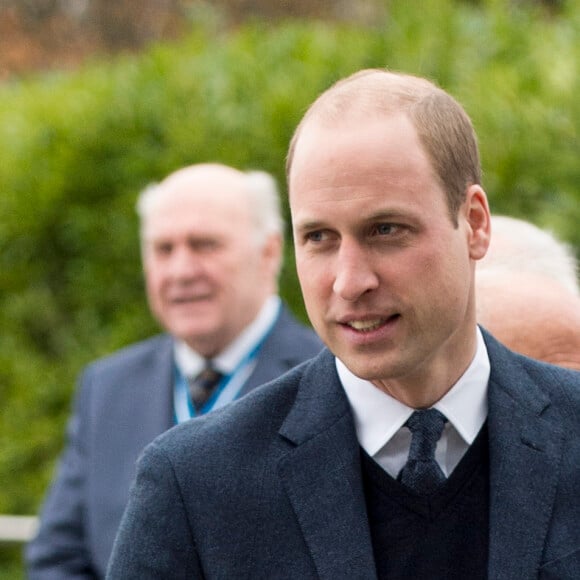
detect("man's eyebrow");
top-left (295, 211), bottom-right (411, 229)
top-left (365, 210), bottom-right (411, 221)
top-left (293, 220), bottom-right (327, 233)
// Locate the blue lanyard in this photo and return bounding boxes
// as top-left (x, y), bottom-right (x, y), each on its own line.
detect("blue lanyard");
top-left (173, 307), bottom-right (279, 424)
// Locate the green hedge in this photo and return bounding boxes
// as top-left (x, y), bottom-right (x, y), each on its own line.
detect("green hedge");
top-left (1, 0), bottom-right (579, 572)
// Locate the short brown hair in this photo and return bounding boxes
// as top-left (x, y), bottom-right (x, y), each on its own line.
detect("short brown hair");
top-left (286, 69), bottom-right (481, 224)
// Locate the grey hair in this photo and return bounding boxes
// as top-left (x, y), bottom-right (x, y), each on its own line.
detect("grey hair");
top-left (243, 170), bottom-right (285, 245)
top-left (478, 215), bottom-right (579, 296)
top-left (136, 165), bottom-right (284, 248)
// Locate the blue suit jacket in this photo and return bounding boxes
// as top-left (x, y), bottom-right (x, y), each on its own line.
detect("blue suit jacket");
top-left (26, 305), bottom-right (322, 579)
top-left (107, 330), bottom-right (580, 579)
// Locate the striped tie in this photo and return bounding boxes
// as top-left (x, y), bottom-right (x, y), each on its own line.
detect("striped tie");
top-left (188, 362), bottom-right (222, 412)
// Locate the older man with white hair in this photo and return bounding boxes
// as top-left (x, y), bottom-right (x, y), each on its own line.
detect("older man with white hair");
top-left (27, 163), bottom-right (322, 579)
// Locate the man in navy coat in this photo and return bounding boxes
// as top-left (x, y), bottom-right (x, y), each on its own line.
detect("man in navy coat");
top-left (108, 71), bottom-right (580, 579)
top-left (26, 163), bottom-right (322, 579)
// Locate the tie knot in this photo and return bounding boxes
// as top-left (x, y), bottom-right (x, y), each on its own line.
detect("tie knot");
top-left (405, 408), bottom-right (447, 442)
top-left (195, 363), bottom-right (221, 385)
top-left (188, 361), bottom-right (223, 411)
top-left (398, 408), bottom-right (448, 495)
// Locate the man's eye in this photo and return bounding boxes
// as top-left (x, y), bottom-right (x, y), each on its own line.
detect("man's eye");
top-left (375, 223), bottom-right (399, 236)
top-left (155, 243), bottom-right (173, 255)
top-left (190, 239), bottom-right (219, 252)
top-left (306, 231), bottom-right (326, 243)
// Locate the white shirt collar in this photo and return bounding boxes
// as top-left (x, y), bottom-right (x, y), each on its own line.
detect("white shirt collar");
top-left (338, 327), bottom-right (490, 457)
top-left (174, 295), bottom-right (281, 378)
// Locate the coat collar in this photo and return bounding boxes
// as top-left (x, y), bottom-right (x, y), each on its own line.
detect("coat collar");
top-left (239, 305), bottom-right (323, 395)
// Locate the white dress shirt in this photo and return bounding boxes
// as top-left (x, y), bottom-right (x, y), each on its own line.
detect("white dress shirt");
top-left (338, 328), bottom-right (490, 478)
top-left (172, 296), bottom-right (282, 422)
top-left (174, 295), bottom-right (281, 379)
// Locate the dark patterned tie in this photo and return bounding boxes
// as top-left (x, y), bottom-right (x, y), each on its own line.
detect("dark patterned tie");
top-left (397, 408), bottom-right (448, 495)
top-left (188, 362), bottom-right (222, 412)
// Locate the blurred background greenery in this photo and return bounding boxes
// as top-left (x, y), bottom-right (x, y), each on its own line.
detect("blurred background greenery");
top-left (1, 0), bottom-right (579, 576)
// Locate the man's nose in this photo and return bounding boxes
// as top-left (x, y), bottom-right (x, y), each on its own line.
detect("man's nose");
top-left (332, 242), bottom-right (379, 301)
top-left (168, 247), bottom-right (204, 280)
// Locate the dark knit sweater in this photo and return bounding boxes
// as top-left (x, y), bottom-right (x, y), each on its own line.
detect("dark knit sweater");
top-left (362, 424), bottom-right (489, 579)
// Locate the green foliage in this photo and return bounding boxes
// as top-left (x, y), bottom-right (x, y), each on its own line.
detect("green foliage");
top-left (1, 0), bottom-right (579, 573)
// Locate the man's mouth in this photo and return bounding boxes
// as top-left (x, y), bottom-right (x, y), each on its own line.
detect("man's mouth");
top-left (345, 315), bottom-right (399, 332)
top-left (170, 294), bottom-right (211, 305)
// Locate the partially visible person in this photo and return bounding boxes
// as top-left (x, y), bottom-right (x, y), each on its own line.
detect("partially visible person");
top-left (108, 71), bottom-right (580, 579)
top-left (477, 215), bottom-right (579, 296)
top-left (477, 271), bottom-right (580, 370)
top-left (26, 163), bottom-right (323, 579)
top-left (476, 215), bottom-right (580, 369)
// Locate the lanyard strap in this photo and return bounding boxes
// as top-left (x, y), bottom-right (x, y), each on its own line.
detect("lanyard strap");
top-left (173, 304), bottom-right (280, 424)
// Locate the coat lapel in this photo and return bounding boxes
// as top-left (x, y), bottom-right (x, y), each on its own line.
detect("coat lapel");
top-left (93, 334), bottom-right (175, 562)
top-left (277, 351), bottom-right (377, 580)
top-left (484, 333), bottom-right (565, 579)
top-left (130, 334), bottom-right (175, 439)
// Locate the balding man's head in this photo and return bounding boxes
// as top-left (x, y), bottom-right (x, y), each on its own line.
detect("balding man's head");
top-left (136, 163), bottom-right (284, 356)
top-left (477, 215), bottom-right (580, 370)
top-left (477, 271), bottom-right (580, 370)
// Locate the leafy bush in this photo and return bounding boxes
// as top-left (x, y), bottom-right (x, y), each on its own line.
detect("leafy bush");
top-left (0, 0), bottom-right (578, 573)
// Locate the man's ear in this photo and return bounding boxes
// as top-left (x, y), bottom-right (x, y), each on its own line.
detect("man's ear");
top-left (261, 233), bottom-right (283, 277)
top-left (465, 184), bottom-right (491, 261)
